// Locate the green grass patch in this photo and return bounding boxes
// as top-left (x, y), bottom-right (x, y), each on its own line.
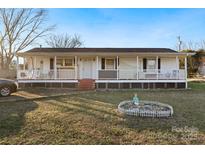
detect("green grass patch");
top-left (189, 81), bottom-right (205, 90)
top-left (0, 82), bottom-right (205, 144)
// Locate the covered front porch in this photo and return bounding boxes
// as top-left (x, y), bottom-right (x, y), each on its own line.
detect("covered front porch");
top-left (17, 55), bottom-right (187, 81)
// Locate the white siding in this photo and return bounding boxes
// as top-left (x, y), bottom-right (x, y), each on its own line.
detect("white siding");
top-left (119, 57), bottom-right (137, 69)
top-left (119, 57), bottom-right (138, 79)
top-left (139, 58), bottom-right (143, 71)
top-left (26, 56), bottom-right (51, 74)
top-left (98, 57), bottom-right (102, 70)
top-left (92, 58), bottom-right (97, 79)
top-left (161, 57), bottom-right (178, 70)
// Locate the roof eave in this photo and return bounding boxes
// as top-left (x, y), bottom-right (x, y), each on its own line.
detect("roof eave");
top-left (17, 51), bottom-right (190, 57)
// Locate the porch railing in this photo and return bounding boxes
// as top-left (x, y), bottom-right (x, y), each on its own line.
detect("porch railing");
top-left (18, 69), bottom-right (186, 80)
top-left (138, 69), bottom-right (185, 80)
top-left (98, 69), bottom-right (185, 80)
top-left (17, 69), bottom-right (76, 80)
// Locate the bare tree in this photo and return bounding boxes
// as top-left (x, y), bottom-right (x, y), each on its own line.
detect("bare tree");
top-left (0, 8), bottom-right (55, 70)
top-left (46, 34), bottom-right (83, 48)
top-left (177, 40), bottom-right (203, 51)
top-left (187, 41), bottom-right (194, 50)
top-left (198, 40), bottom-right (205, 49)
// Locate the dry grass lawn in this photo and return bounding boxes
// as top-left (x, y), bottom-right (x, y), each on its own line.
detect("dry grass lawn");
top-left (0, 82), bottom-right (205, 144)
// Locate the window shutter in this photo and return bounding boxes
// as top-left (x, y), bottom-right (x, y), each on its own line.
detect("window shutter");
top-left (143, 58), bottom-right (147, 71)
top-left (50, 58), bottom-right (54, 69)
top-left (115, 58), bottom-right (117, 69)
top-left (158, 58), bottom-right (161, 70)
top-left (101, 58), bottom-right (105, 69)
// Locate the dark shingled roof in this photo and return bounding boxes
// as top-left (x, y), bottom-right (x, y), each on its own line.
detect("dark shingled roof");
top-left (24, 48), bottom-right (177, 53)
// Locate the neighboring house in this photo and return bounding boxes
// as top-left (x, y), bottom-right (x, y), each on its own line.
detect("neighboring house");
top-left (17, 48), bottom-right (192, 89)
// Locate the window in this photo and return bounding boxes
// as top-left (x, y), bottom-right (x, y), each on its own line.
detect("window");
top-left (65, 59), bottom-right (73, 66)
top-left (147, 59), bottom-right (156, 70)
top-left (158, 58), bottom-right (161, 70)
top-left (101, 58), bottom-right (105, 69)
top-left (57, 58), bottom-right (74, 67)
top-left (115, 58), bottom-right (119, 69)
top-left (143, 58), bottom-right (160, 72)
top-left (106, 59), bottom-right (115, 70)
top-left (143, 58), bottom-right (147, 70)
top-left (50, 58), bottom-right (54, 69)
top-left (57, 59), bottom-right (64, 67)
top-left (101, 58), bottom-right (117, 70)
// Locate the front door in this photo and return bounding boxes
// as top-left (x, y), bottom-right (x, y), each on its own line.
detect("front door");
top-left (82, 59), bottom-right (93, 79)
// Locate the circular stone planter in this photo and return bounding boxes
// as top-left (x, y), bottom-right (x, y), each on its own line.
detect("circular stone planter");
top-left (118, 100), bottom-right (173, 118)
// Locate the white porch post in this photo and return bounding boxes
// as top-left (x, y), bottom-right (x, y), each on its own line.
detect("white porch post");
top-left (34, 56), bottom-right (37, 69)
top-left (176, 56), bottom-right (179, 79)
top-left (176, 56), bottom-right (179, 69)
top-left (54, 56), bottom-right (57, 79)
top-left (136, 56), bottom-right (139, 80)
top-left (34, 56), bottom-right (37, 79)
top-left (23, 57), bottom-right (26, 70)
top-left (16, 56), bottom-right (19, 79)
top-left (156, 56), bottom-right (158, 80)
top-left (96, 56), bottom-right (99, 79)
top-left (185, 55), bottom-right (188, 88)
top-left (75, 56), bottom-right (77, 79)
top-left (117, 56), bottom-right (119, 80)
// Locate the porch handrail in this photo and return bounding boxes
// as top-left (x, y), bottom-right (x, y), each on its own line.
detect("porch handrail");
top-left (17, 69), bottom-right (76, 80)
top-left (98, 69), bottom-right (185, 80)
top-left (18, 68), bottom-right (186, 80)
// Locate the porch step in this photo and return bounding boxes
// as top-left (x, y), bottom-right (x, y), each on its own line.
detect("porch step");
top-left (78, 79), bottom-right (95, 90)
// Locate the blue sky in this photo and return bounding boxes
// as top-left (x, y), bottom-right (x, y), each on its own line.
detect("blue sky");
top-left (46, 8), bottom-right (205, 49)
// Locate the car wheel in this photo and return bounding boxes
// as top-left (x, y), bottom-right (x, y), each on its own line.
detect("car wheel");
top-left (0, 87), bottom-right (11, 97)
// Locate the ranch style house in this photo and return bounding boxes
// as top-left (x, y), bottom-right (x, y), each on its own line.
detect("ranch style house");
top-left (16, 48), bottom-right (191, 89)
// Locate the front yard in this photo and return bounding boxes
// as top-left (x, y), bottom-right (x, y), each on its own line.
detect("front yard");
top-left (0, 82), bottom-right (205, 144)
